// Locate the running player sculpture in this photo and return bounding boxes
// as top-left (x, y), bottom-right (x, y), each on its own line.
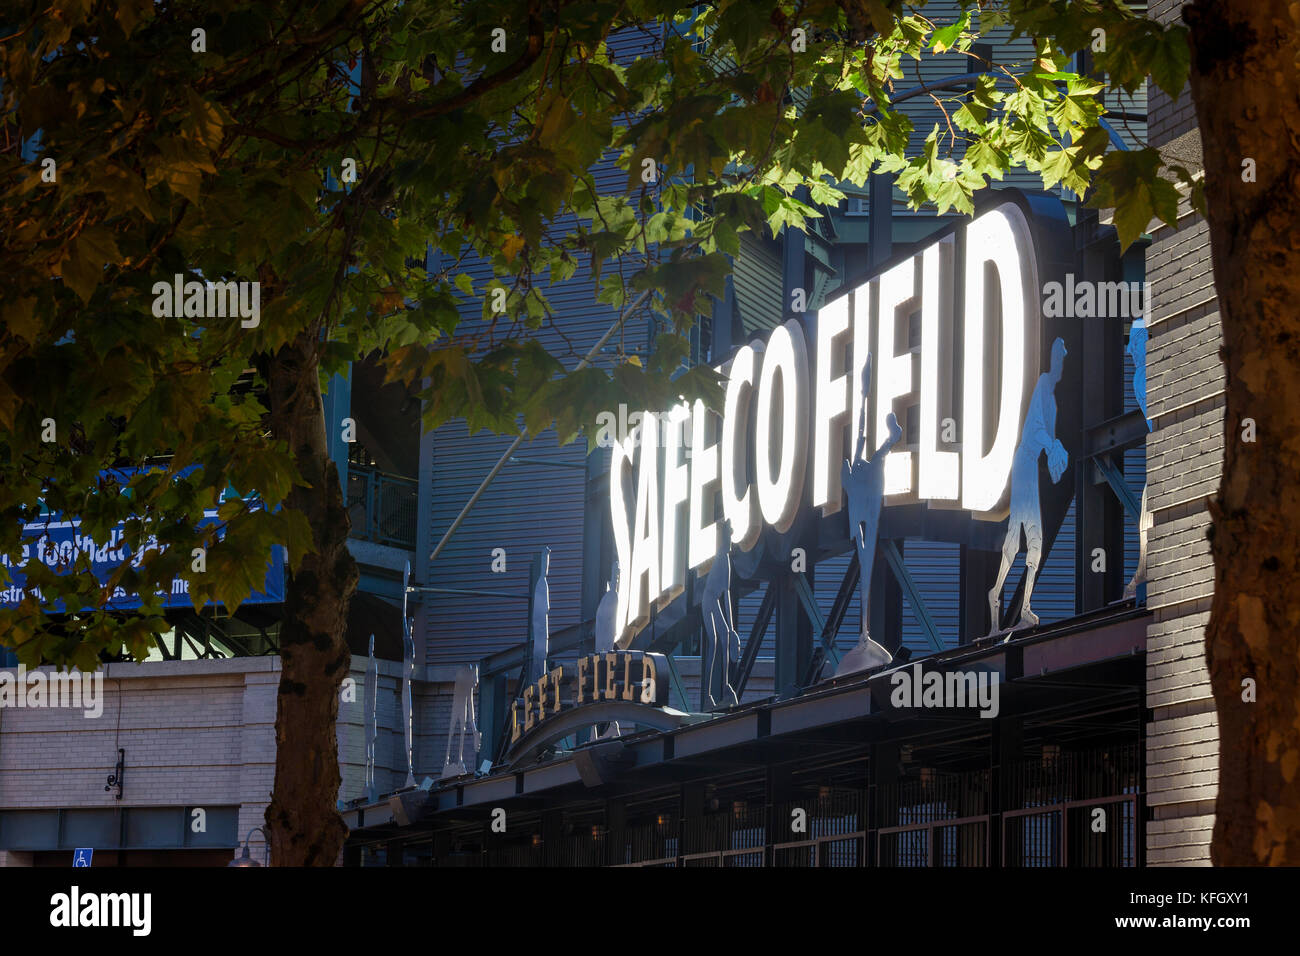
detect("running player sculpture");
top-left (701, 523), bottom-right (742, 710)
top-left (441, 663), bottom-right (480, 778)
top-left (987, 338), bottom-right (1069, 638)
top-left (591, 562), bottom-right (623, 739)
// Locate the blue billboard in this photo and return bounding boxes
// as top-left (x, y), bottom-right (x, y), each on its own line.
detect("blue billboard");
top-left (0, 505), bottom-right (286, 612)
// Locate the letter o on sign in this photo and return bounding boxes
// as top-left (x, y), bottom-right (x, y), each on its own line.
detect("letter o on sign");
top-left (754, 319), bottom-right (810, 533)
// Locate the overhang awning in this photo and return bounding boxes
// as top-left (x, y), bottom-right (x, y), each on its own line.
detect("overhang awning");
top-left (345, 605), bottom-right (1148, 836)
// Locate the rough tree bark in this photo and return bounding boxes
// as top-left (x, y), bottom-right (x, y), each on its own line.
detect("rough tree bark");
top-left (264, 328), bottom-right (359, 866)
top-left (1184, 0), bottom-right (1300, 865)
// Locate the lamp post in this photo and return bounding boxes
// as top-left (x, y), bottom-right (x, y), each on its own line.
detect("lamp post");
top-left (227, 826), bottom-right (270, 867)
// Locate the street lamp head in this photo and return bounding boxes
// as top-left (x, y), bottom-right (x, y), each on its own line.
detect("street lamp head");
top-left (227, 826), bottom-right (270, 867)
top-left (226, 843), bottom-right (261, 867)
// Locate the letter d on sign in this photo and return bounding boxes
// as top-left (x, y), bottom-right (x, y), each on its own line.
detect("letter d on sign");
top-left (962, 204), bottom-right (1033, 513)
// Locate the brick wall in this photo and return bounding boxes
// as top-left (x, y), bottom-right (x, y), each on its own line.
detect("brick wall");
top-left (1147, 0), bottom-right (1198, 147)
top-left (1143, 160), bottom-right (1223, 864)
top-left (1140, 0), bottom-right (1224, 868)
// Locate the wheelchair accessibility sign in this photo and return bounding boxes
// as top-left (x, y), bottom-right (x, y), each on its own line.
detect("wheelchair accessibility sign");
top-left (73, 848), bottom-right (93, 867)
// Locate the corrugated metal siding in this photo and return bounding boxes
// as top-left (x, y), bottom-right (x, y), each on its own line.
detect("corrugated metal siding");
top-left (425, 423), bottom-right (591, 664)
top-left (900, 540), bottom-right (962, 651)
top-left (734, 235), bottom-right (783, 335)
top-left (422, 26), bottom-right (658, 666)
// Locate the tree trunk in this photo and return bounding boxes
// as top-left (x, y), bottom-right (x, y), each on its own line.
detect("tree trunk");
top-left (1184, 0), bottom-right (1300, 865)
top-left (264, 329), bottom-right (359, 866)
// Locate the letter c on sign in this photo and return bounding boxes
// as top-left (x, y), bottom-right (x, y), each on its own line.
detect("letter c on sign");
top-left (721, 345), bottom-right (760, 550)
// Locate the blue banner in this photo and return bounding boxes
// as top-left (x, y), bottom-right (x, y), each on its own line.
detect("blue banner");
top-left (0, 508), bottom-right (286, 612)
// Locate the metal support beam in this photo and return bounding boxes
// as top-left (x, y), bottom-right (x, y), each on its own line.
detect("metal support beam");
top-left (493, 660), bottom-right (529, 767)
top-left (478, 670), bottom-right (507, 773)
top-left (782, 246), bottom-right (804, 317)
top-left (506, 456), bottom-right (586, 470)
top-left (1094, 454), bottom-right (1141, 521)
top-left (880, 540), bottom-right (945, 652)
top-left (408, 586), bottom-right (527, 600)
top-left (710, 273), bottom-right (740, 362)
top-left (1074, 251), bottom-right (1126, 613)
top-left (775, 573), bottom-right (812, 699)
top-left (734, 583), bottom-right (776, 697)
top-left (1082, 408), bottom-right (1149, 459)
top-left (797, 561), bottom-right (856, 684)
top-left (322, 367), bottom-right (351, 492)
top-left (179, 631), bottom-right (204, 658)
top-left (820, 550), bottom-right (859, 653)
top-left (791, 572), bottom-right (827, 639)
top-left (663, 651), bottom-right (691, 713)
top-left (870, 741), bottom-right (899, 865)
top-left (990, 713), bottom-right (1023, 868)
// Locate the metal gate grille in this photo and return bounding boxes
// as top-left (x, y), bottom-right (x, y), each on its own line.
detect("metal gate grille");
top-left (414, 742), bottom-right (1141, 867)
top-left (1003, 743), bottom-right (1141, 868)
top-left (772, 790), bottom-right (865, 867)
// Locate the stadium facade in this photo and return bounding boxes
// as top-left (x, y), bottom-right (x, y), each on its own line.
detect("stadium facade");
top-left (0, 2), bottom-right (1221, 868)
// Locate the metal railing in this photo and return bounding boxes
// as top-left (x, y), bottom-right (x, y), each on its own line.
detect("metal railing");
top-left (346, 465), bottom-right (418, 550)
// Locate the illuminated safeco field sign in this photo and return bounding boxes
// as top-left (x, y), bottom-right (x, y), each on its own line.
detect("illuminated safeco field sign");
top-left (608, 200), bottom-right (1053, 647)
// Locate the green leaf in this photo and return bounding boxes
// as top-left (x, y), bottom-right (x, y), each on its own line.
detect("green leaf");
top-left (1148, 25), bottom-right (1191, 98)
top-left (954, 101), bottom-right (988, 134)
top-left (931, 12), bottom-right (971, 54)
top-left (1089, 148), bottom-right (1181, 249)
top-left (808, 179), bottom-right (846, 207)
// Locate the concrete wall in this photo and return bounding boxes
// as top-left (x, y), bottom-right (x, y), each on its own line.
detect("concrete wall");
top-left (1143, 1), bottom-right (1222, 865)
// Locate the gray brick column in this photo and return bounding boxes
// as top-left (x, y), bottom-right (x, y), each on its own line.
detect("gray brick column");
top-left (1143, 0), bottom-right (1222, 864)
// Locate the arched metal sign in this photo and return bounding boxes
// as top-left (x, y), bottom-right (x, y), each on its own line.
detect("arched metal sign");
top-left (504, 698), bottom-right (689, 768)
top-left (503, 651), bottom-right (685, 767)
